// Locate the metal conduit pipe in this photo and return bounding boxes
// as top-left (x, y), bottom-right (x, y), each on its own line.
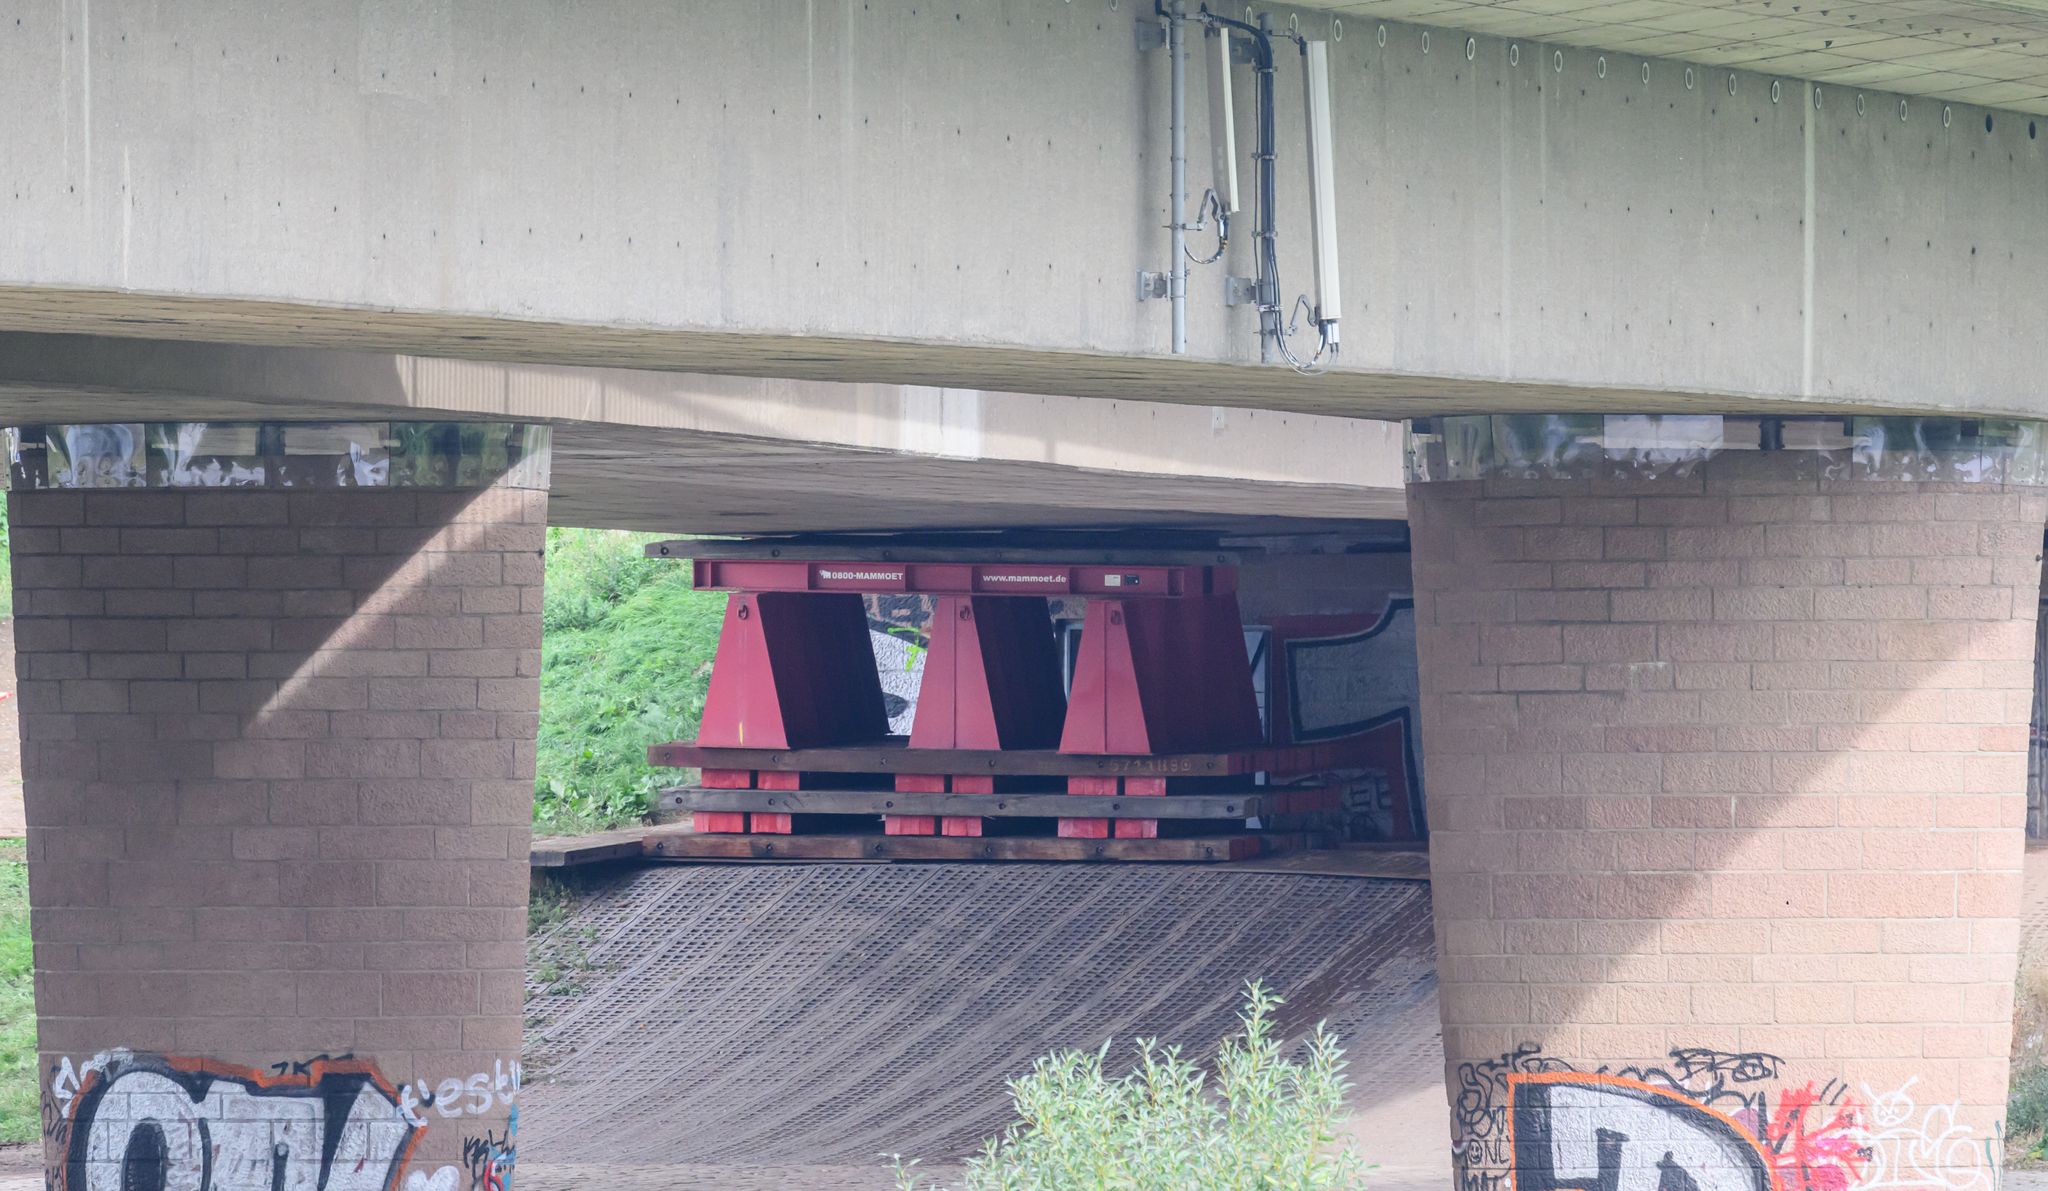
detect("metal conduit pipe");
top-left (1168, 2), bottom-right (1189, 354)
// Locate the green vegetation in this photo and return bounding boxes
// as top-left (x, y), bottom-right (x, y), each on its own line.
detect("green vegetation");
top-left (0, 841), bottom-right (35, 1143)
top-left (0, 496), bottom-right (12, 617)
top-left (2011, 961), bottom-right (2048, 1163)
top-left (526, 872), bottom-right (599, 1002)
top-left (896, 983), bottom-right (1366, 1191)
top-left (535, 528), bottom-right (726, 834)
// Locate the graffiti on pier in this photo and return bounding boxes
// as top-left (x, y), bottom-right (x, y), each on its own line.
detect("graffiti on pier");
top-left (50, 1051), bottom-right (419, 1190)
top-left (459, 1107), bottom-right (517, 1191)
top-left (1511, 1073), bottom-right (1778, 1190)
top-left (1857, 1079), bottom-right (2002, 1191)
top-left (1453, 1045), bottom-right (1997, 1191)
top-left (46, 1052), bottom-right (525, 1191)
top-left (396, 1061), bottom-right (522, 1127)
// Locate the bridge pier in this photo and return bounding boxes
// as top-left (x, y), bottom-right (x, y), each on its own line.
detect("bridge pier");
top-left (10, 423), bottom-right (548, 1189)
top-left (1410, 415), bottom-right (2042, 1188)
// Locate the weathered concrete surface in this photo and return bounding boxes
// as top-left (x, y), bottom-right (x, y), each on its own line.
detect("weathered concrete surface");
top-left (0, 333), bottom-right (1407, 534)
top-left (1289, 1), bottom-right (2048, 116)
top-left (3, 1), bottom-right (2046, 419)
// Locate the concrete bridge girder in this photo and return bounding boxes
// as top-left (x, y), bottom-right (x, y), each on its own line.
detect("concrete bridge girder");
top-left (1, 0), bottom-right (2043, 419)
top-left (0, 334), bottom-right (1407, 534)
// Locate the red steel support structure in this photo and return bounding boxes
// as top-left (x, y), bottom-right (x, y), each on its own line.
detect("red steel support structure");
top-left (684, 555), bottom-right (1263, 838)
top-left (696, 591), bottom-right (890, 751)
top-left (895, 596), bottom-right (1064, 836)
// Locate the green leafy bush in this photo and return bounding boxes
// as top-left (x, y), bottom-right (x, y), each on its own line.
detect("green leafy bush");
top-left (898, 983), bottom-right (1366, 1190)
top-left (2010, 961), bottom-right (2048, 1162)
top-left (535, 529), bottom-right (726, 833)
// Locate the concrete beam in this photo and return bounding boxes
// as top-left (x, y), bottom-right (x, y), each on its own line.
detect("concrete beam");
top-left (0, 334), bottom-right (1406, 534)
top-left (3, 1), bottom-right (2042, 419)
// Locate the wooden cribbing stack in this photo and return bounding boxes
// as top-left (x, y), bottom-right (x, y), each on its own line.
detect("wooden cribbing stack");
top-left (642, 541), bottom-right (1354, 861)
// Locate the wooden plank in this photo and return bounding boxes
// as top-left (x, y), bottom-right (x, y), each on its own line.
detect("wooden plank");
top-left (660, 787), bottom-right (1279, 819)
top-left (1220, 843), bottom-right (1431, 881)
top-left (648, 739), bottom-right (1259, 778)
top-left (640, 830), bottom-right (1303, 864)
top-left (529, 827), bottom-right (652, 868)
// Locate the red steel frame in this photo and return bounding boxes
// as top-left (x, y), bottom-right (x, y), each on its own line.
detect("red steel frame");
top-left (696, 592), bottom-right (889, 751)
top-left (689, 556), bottom-right (1263, 839)
top-left (888, 596), bottom-right (1066, 836)
top-left (693, 559), bottom-right (1234, 600)
top-left (1058, 594), bottom-right (1262, 754)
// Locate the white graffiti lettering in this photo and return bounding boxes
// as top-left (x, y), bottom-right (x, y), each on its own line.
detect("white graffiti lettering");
top-left (60, 1054), bottom-right (417, 1191)
top-left (1854, 1079), bottom-right (1997, 1191)
top-left (396, 1061), bottom-right (521, 1129)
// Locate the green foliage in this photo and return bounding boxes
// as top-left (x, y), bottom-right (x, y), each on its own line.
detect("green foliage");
top-left (528, 872), bottom-right (578, 936)
top-left (0, 495), bottom-right (13, 618)
top-left (898, 983), bottom-right (1366, 1191)
top-left (535, 529), bottom-right (726, 833)
top-left (2011, 962), bottom-right (2048, 1162)
top-left (2013, 1066), bottom-right (2048, 1159)
top-left (0, 852), bottom-right (36, 1144)
top-left (541, 526), bottom-right (676, 634)
top-left (526, 873), bottom-right (599, 1002)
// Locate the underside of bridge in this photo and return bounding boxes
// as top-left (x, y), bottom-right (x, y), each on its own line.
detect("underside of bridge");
top-left (0, 332), bottom-right (1407, 536)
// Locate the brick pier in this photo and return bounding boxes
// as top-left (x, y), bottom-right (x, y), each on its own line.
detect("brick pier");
top-left (1410, 421), bottom-right (2043, 1188)
top-left (14, 464), bottom-right (545, 1187)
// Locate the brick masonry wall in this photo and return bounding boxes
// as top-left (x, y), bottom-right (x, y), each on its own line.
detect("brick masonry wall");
top-left (1409, 455), bottom-right (2044, 1188)
top-left (12, 484), bottom-right (543, 1186)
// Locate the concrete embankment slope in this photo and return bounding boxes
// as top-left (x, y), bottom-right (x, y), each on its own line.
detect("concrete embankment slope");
top-left (517, 862), bottom-right (1442, 1180)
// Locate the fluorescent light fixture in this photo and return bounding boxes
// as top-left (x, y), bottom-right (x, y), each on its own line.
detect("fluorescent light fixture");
top-left (1300, 39), bottom-right (1341, 331)
top-left (1207, 26), bottom-right (1241, 214)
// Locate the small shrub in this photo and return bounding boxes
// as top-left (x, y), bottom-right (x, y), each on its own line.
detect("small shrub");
top-left (897, 983), bottom-right (1366, 1190)
top-left (2012, 961), bottom-right (2048, 1162)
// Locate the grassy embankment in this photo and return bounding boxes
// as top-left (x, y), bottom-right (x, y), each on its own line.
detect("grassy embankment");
top-left (0, 501), bottom-right (30, 1143)
top-left (532, 528), bottom-right (726, 834)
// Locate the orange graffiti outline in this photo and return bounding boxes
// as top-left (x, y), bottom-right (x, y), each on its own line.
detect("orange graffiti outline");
top-left (59, 1054), bottom-right (425, 1191)
top-left (1505, 1070), bottom-right (1779, 1191)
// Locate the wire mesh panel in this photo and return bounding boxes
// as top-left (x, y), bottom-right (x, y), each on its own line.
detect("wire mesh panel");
top-left (520, 863), bottom-right (1438, 1166)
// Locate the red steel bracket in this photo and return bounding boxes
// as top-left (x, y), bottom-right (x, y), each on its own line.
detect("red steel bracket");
top-left (697, 592), bottom-right (890, 751)
top-left (1059, 594), bottom-right (1263, 756)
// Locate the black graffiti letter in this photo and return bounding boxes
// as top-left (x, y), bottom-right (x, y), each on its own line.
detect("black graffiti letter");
top-left (119, 1122), bottom-right (168, 1191)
